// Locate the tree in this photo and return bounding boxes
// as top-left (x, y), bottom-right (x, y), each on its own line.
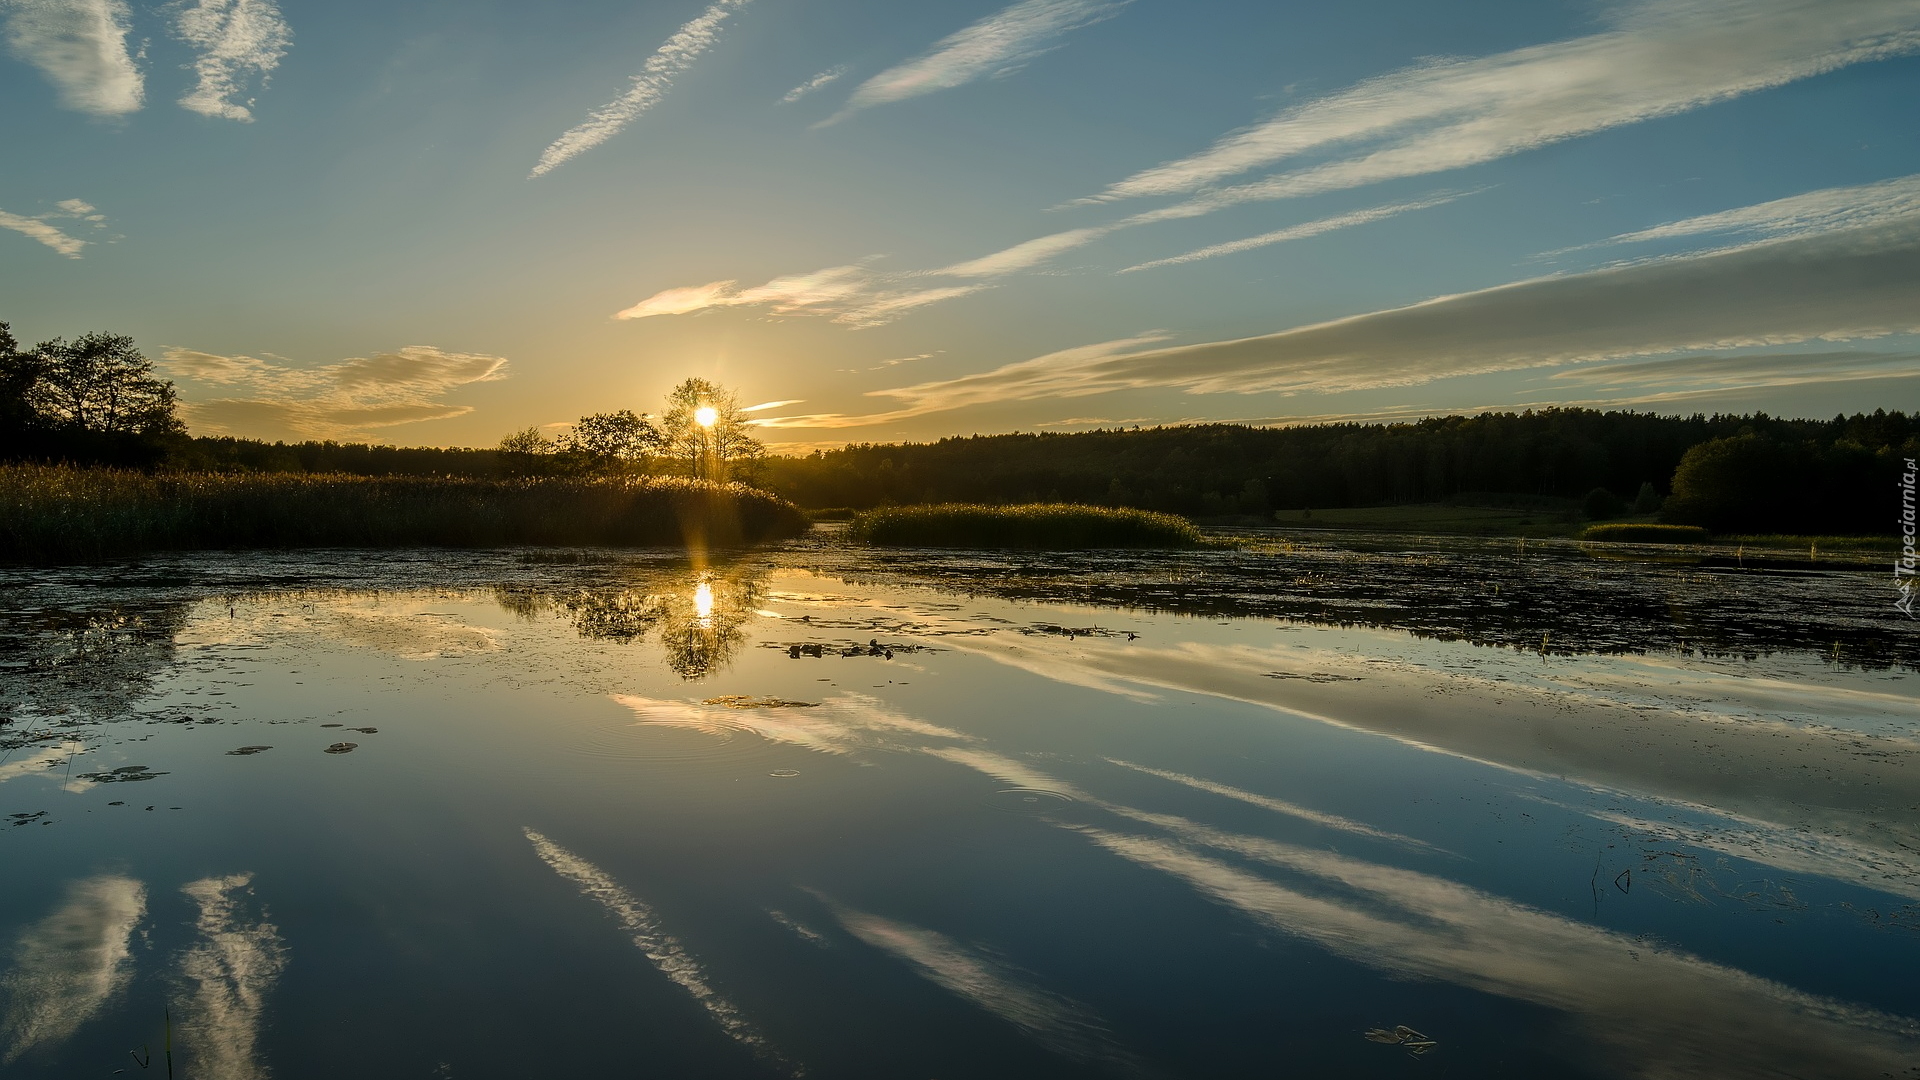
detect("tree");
top-left (564, 410), bottom-right (658, 471)
top-left (27, 332), bottom-right (183, 437)
top-left (658, 378), bottom-right (764, 482)
top-left (0, 323), bottom-right (43, 455)
top-left (498, 426), bottom-right (555, 455)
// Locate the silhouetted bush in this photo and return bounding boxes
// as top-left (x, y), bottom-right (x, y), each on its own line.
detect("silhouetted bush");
top-left (850, 503), bottom-right (1202, 549)
top-left (1581, 523), bottom-right (1711, 543)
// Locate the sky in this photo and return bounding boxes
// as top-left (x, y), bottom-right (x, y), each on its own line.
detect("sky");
top-left (2, 0), bottom-right (1918, 450)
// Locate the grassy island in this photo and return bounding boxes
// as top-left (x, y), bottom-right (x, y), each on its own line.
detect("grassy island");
top-left (850, 502), bottom-right (1203, 549)
top-left (0, 467), bottom-right (811, 562)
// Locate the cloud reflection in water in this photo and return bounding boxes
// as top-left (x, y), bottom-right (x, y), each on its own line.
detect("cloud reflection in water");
top-left (0, 875), bottom-right (146, 1064)
top-left (174, 873), bottom-right (288, 1080)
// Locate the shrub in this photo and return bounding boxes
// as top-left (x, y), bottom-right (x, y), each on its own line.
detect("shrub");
top-left (1580, 523), bottom-right (1711, 543)
top-left (0, 467), bottom-right (810, 562)
top-left (850, 502), bottom-right (1202, 549)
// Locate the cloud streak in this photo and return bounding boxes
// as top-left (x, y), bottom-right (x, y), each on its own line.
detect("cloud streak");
top-left (531, 0), bottom-right (752, 178)
top-left (172, 0), bottom-right (292, 122)
top-left (1120, 191), bottom-right (1473, 272)
top-left (823, 0), bottom-right (1127, 125)
top-left (160, 344), bottom-right (509, 440)
top-left (613, 264), bottom-right (990, 328)
top-left (1087, 0), bottom-right (1920, 206)
top-left (781, 63), bottom-right (846, 103)
top-left (2, 0), bottom-right (142, 116)
top-left (779, 187), bottom-right (1920, 427)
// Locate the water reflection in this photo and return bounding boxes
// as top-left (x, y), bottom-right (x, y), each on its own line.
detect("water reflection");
top-left (0, 601), bottom-right (192, 724)
top-left (523, 828), bottom-right (795, 1075)
top-left (0, 876), bottom-right (146, 1065)
top-left (174, 873), bottom-right (287, 1080)
top-left (817, 898), bottom-right (1144, 1074)
top-left (497, 565), bottom-right (767, 678)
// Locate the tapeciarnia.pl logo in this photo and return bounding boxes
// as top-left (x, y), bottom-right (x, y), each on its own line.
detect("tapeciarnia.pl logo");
top-left (1898, 457), bottom-right (1917, 618)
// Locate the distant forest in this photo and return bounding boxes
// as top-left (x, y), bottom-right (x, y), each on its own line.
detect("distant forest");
top-left (762, 409), bottom-right (1920, 535)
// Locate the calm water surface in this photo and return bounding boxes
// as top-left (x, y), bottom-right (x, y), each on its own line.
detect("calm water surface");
top-left (2, 533), bottom-right (1917, 1078)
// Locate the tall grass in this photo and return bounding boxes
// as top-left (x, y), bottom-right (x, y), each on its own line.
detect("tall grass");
top-left (850, 502), bottom-right (1202, 549)
top-left (1580, 523), bottom-right (1710, 543)
top-left (0, 466), bottom-right (811, 562)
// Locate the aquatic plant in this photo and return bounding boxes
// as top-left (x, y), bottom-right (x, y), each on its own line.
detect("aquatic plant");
top-left (849, 502), bottom-right (1202, 549)
top-left (1579, 523), bottom-right (1711, 543)
top-left (0, 466), bottom-right (811, 562)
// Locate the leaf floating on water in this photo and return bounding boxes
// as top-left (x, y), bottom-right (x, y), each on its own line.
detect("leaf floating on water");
top-left (1365, 1025), bottom-right (1438, 1056)
top-left (350, 727), bottom-right (379, 734)
top-left (702, 696), bottom-right (820, 710)
top-left (324, 742), bottom-right (358, 754)
top-left (320, 723), bottom-right (344, 728)
top-left (768, 769), bottom-right (800, 778)
top-left (1262, 671), bottom-right (1364, 683)
top-left (226, 746), bottom-right (273, 756)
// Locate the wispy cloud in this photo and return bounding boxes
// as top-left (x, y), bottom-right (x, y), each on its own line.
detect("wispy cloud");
top-left (524, 828), bottom-right (796, 1073)
top-left (780, 62), bottom-right (846, 103)
top-left (1120, 190), bottom-right (1474, 272)
top-left (160, 344), bottom-right (509, 440)
top-left (1580, 173), bottom-right (1920, 252)
top-left (786, 183), bottom-right (1920, 426)
top-left (1086, 0), bottom-right (1920, 207)
top-left (1, 0), bottom-right (142, 116)
top-left (822, 0), bottom-right (1128, 126)
top-left (172, 0), bottom-right (292, 122)
top-left (531, 0), bottom-right (753, 179)
top-left (0, 198), bottom-right (107, 257)
top-left (819, 898), bottom-right (1144, 1071)
top-left (613, 264), bottom-right (990, 328)
top-left (1, 875), bottom-right (146, 1064)
top-left (752, 334), bottom-right (1171, 429)
top-left (739, 398), bottom-right (802, 413)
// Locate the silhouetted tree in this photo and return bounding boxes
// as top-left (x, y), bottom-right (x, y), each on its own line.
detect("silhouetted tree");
top-left (658, 378), bottom-right (763, 482)
top-left (564, 410), bottom-right (658, 473)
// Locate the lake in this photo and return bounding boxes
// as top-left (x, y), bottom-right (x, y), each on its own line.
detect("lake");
top-left (2, 531), bottom-right (1916, 1078)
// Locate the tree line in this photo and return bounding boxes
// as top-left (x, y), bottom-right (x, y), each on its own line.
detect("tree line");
top-left (762, 409), bottom-right (1920, 534)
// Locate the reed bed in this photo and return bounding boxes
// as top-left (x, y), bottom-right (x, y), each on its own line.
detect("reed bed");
top-left (1579, 523), bottom-right (1711, 543)
top-left (0, 466), bottom-right (811, 562)
top-left (850, 502), bottom-right (1202, 549)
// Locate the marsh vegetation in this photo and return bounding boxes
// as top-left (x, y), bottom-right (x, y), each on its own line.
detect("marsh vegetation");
top-left (0, 467), bottom-right (809, 562)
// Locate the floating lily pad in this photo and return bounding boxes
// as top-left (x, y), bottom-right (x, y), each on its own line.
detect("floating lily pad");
top-left (226, 746), bottom-right (273, 756)
top-left (324, 742), bottom-right (358, 754)
top-left (349, 727), bottom-right (378, 734)
top-left (74, 767), bottom-right (168, 783)
top-left (703, 696), bottom-right (819, 709)
top-left (768, 769), bottom-right (801, 778)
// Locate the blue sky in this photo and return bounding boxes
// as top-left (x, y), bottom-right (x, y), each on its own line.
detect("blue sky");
top-left (3, 0), bottom-right (1918, 449)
